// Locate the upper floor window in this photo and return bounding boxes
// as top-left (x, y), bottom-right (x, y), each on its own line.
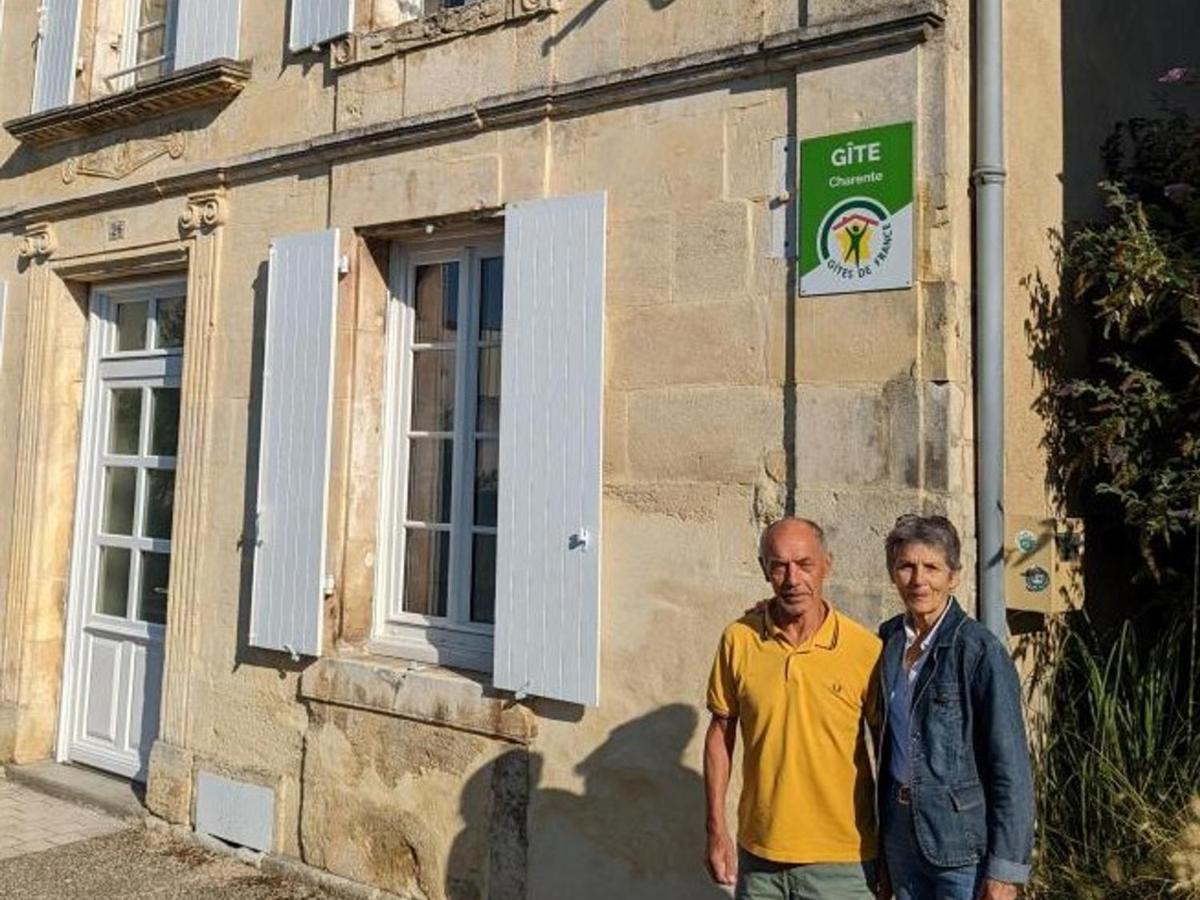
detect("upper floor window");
top-left (23, 0), bottom-right (242, 119)
top-left (91, 0), bottom-right (177, 96)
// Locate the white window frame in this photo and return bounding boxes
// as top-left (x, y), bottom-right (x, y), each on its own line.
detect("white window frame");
top-left (105, 0), bottom-right (177, 92)
top-left (371, 237), bottom-right (503, 672)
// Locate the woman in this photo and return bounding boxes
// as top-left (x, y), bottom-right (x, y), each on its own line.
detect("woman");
top-left (876, 515), bottom-right (1034, 900)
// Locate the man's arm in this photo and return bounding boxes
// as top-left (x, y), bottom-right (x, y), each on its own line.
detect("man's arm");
top-left (703, 714), bottom-right (738, 886)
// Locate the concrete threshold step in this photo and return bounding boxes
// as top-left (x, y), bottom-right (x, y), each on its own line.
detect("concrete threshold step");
top-left (4, 760), bottom-right (146, 821)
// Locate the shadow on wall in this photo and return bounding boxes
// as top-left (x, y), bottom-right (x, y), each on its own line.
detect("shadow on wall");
top-left (1061, 0), bottom-right (1200, 222)
top-left (541, 0), bottom-right (682, 55)
top-left (447, 703), bottom-right (731, 900)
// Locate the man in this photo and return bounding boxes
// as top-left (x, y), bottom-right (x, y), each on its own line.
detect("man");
top-left (705, 518), bottom-right (882, 899)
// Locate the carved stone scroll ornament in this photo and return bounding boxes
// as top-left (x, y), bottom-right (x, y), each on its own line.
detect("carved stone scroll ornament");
top-left (62, 132), bottom-right (185, 184)
top-left (332, 0), bottom-right (558, 69)
top-left (179, 189), bottom-right (229, 235)
top-left (17, 223), bottom-right (58, 262)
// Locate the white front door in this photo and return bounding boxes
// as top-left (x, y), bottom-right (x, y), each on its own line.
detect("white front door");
top-left (66, 280), bottom-right (186, 781)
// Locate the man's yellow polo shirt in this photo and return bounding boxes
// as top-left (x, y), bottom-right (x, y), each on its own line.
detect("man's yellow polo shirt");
top-left (707, 603), bottom-right (881, 864)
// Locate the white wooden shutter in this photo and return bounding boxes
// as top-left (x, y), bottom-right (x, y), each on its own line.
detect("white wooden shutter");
top-left (289, 0), bottom-right (354, 52)
top-left (174, 0), bottom-right (241, 69)
top-left (31, 0), bottom-right (82, 113)
top-left (250, 230), bottom-right (341, 658)
top-left (493, 193), bottom-right (606, 707)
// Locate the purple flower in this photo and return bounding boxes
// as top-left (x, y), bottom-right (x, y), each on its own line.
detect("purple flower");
top-left (1164, 183), bottom-right (1196, 203)
top-left (1158, 67), bottom-right (1192, 83)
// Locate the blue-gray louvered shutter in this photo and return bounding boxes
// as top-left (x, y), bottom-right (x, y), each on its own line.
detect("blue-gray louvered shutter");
top-left (493, 193), bottom-right (607, 707)
top-left (250, 229), bottom-right (341, 658)
top-left (173, 0), bottom-right (241, 69)
top-left (32, 0), bottom-right (82, 112)
top-left (289, 0), bottom-right (354, 52)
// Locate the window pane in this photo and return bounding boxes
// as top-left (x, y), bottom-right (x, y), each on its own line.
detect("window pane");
top-left (97, 546), bottom-right (131, 617)
top-left (403, 529), bottom-right (450, 617)
top-left (136, 25), bottom-right (166, 66)
top-left (406, 438), bottom-right (454, 524)
top-left (410, 349), bottom-right (456, 432)
top-left (474, 439), bottom-right (498, 527)
top-left (413, 262), bottom-right (459, 343)
top-left (150, 388), bottom-right (180, 456)
top-left (116, 302), bottom-right (148, 351)
top-left (479, 256), bottom-right (503, 341)
top-left (138, 551), bottom-right (170, 626)
top-left (108, 389), bottom-right (142, 454)
top-left (144, 469), bottom-right (175, 540)
top-left (155, 297), bottom-right (186, 349)
top-left (475, 346), bottom-right (501, 432)
top-left (139, 0), bottom-right (168, 22)
top-left (103, 467), bottom-right (137, 536)
top-left (136, 0), bottom-right (168, 78)
top-left (471, 533), bottom-right (496, 624)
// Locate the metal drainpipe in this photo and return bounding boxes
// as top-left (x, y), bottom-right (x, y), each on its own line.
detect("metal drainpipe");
top-left (974, 0), bottom-right (1007, 638)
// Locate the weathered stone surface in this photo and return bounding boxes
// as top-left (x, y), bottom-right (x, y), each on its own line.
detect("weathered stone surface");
top-left (627, 386), bottom-right (779, 482)
top-left (794, 384), bottom-right (887, 486)
top-left (608, 300), bottom-right (766, 390)
top-left (300, 703), bottom-right (516, 900)
top-left (146, 740), bottom-right (195, 826)
top-left (299, 657), bottom-right (536, 744)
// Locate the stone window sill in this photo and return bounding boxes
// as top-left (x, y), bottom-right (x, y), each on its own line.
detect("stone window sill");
top-left (298, 653), bottom-right (537, 744)
top-left (4, 59), bottom-right (252, 148)
top-left (331, 0), bottom-right (558, 71)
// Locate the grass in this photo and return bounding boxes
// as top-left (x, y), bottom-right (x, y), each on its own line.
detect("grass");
top-left (1028, 612), bottom-right (1200, 899)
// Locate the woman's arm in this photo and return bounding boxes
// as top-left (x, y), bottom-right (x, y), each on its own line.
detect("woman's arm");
top-left (970, 637), bottom-right (1036, 887)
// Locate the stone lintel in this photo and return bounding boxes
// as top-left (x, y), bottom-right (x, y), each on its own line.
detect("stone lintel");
top-left (300, 656), bottom-right (537, 744)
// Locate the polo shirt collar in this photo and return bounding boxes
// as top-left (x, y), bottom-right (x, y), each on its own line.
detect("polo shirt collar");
top-left (761, 600), bottom-right (840, 650)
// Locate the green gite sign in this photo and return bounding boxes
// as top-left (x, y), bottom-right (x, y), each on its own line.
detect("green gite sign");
top-left (799, 122), bottom-right (913, 295)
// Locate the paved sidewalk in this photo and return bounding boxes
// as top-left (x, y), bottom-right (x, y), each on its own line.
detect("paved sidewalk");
top-left (0, 778), bottom-right (128, 859)
top-left (0, 827), bottom-right (336, 899)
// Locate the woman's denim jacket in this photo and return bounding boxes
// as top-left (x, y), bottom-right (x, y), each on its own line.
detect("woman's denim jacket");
top-left (877, 599), bottom-right (1034, 883)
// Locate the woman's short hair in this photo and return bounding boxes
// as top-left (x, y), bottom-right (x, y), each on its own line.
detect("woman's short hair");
top-left (885, 514), bottom-right (962, 572)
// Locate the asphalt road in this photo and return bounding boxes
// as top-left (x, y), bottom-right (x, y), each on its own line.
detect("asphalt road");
top-left (0, 827), bottom-right (334, 899)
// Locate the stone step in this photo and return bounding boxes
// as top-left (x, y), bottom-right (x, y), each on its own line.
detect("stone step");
top-left (4, 761), bottom-right (145, 821)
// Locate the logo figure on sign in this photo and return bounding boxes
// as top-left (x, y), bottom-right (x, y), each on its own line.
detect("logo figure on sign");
top-left (817, 197), bottom-right (894, 282)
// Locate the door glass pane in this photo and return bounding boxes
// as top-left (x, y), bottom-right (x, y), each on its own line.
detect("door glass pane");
top-left (413, 262), bottom-right (460, 343)
top-left (474, 438), bottom-right (498, 527)
top-left (144, 469), bottom-right (175, 540)
top-left (150, 388), bottom-right (181, 456)
top-left (471, 533), bottom-right (496, 624)
top-left (475, 346), bottom-right (501, 432)
top-left (96, 546), bottom-right (131, 617)
top-left (407, 438), bottom-right (453, 524)
top-left (103, 467), bottom-right (137, 536)
top-left (116, 302), bottom-right (148, 351)
top-left (154, 297), bottom-right (186, 350)
top-left (478, 256), bottom-right (503, 341)
top-left (108, 389), bottom-right (142, 454)
top-left (403, 528), bottom-right (450, 617)
top-left (138, 551), bottom-right (170, 625)
top-left (410, 349), bottom-right (456, 432)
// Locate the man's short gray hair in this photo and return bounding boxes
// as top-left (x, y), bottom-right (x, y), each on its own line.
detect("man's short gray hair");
top-left (884, 514), bottom-right (962, 572)
top-left (758, 517), bottom-right (829, 561)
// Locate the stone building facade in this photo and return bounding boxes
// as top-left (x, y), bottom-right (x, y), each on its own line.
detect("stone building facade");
top-left (0, 0), bottom-right (1152, 896)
